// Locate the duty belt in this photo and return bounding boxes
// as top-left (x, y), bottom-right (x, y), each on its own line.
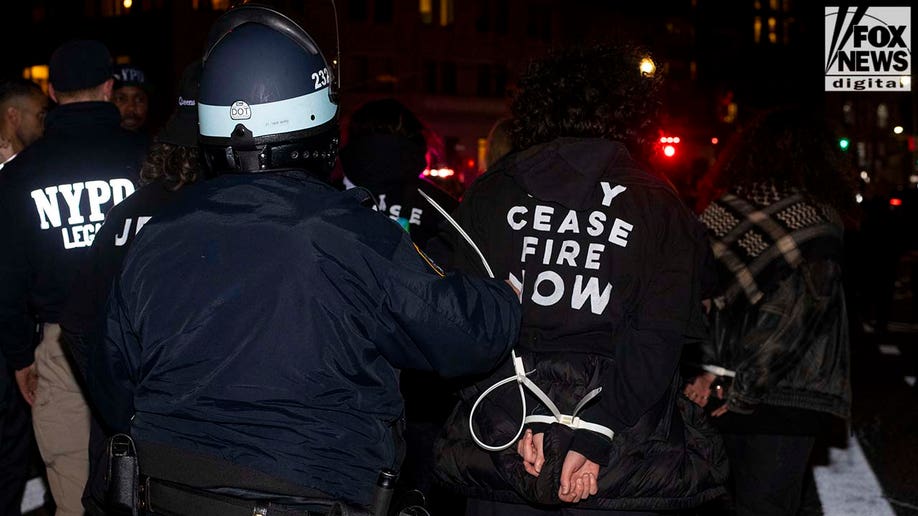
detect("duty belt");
top-left (140, 477), bottom-right (369, 516)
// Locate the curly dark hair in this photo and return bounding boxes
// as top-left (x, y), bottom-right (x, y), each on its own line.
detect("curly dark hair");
top-left (139, 143), bottom-right (204, 191)
top-left (699, 105), bottom-right (858, 217)
top-left (509, 44), bottom-right (664, 160)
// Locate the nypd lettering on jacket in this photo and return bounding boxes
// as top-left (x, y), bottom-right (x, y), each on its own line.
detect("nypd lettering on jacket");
top-left (30, 179), bottom-right (135, 249)
top-left (506, 182), bottom-right (629, 315)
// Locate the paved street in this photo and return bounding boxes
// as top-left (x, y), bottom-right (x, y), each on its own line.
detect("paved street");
top-left (847, 320), bottom-right (918, 515)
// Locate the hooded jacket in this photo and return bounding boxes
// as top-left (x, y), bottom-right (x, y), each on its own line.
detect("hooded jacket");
top-left (433, 138), bottom-right (728, 510)
top-left (88, 170), bottom-right (521, 507)
top-left (339, 133), bottom-right (457, 249)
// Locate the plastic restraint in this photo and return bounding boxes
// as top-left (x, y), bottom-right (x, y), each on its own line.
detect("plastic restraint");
top-left (417, 189), bottom-right (615, 452)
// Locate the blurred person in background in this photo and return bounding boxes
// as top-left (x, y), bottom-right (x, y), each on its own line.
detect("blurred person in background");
top-left (339, 97), bottom-right (457, 251)
top-left (112, 63), bottom-right (152, 141)
top-left (483, 117), bottom-right (514, 171)
top-left (686, 105), bottom-right (855, 516)
top-left (0, 77), bottom-right (49, 516)
top-left (0, 79), bottom-right (49, 172)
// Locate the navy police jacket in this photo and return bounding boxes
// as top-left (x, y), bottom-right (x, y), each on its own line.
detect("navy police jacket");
top-left (433, 138), bottom-right (727, 510)
top-left (0, 102), bottom-right (145, 371)
top-left (88, 170), bottom-right (520, 507)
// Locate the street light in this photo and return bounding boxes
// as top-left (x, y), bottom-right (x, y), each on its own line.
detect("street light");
top-left (893, 126), bottom-right (904, 135)
top-left (640, 58), bottom-right (655, 77)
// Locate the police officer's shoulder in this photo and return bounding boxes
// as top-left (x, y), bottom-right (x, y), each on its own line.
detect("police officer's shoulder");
top-left (341, 184), bottom-right (377, 209)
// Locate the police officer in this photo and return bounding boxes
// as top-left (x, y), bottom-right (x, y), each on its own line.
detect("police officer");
top-left (0, 39), bottom-right (146, 516)
top-left (88, 5), bottom-right (520, 514)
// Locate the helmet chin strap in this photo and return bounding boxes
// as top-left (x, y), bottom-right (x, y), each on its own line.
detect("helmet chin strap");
top-left (234, 148), bottom-right (265, 172)
top-left (205, 136), bottom-right (339, 181)
top-left (204, 117), bottom-right (340, 177)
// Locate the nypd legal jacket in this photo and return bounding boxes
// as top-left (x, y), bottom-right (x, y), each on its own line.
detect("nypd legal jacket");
top-left (0, 102), bottom-right (146, 370)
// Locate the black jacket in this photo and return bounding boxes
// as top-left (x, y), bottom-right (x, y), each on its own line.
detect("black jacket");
top-left (88, 170), bottom-right (521, 507)
top-left (698, 190), bottom-right (851, 425)
top-left (433, 138), bottom-right (727, 510)
top-left (0, 102), bottom-right (146, 370)
top-left (339, 133), bottom-right (458, 250)
top-left (61, 180), bottom-right (182, 378)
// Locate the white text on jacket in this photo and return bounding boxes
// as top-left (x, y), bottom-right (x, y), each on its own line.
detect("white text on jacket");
top-left (505, 182), bottom-right (632, 315)
top-left (30, 179), bottom-right (135, 249)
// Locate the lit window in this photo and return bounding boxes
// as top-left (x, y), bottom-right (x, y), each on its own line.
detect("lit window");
top-left (439, 0), bottom-right (454, 26)
top-left (754, 17), bottom-right (762, 43)
top-left (842, 102), bottom-right (854, 125)
top-left (477, 138), bottom-right (488, 172)
top-left (724, 103), bottom-right (738, 124)
top-left (420, 0), bottom-right (432, 24)
top-left (769, 0), bottom-right (778, 10)
top-left (768, 17), bottom-right (777, 43)
top-left (102, 0), bottom-right (127, 16)
top-left (22, 65), bottom-right (49, 94)
top-left (211, 0), bottom-right (230, 10)
top-left (877, 104), bottom-right (888, 128)
top-left (22, 65), bottom-right (48, 81)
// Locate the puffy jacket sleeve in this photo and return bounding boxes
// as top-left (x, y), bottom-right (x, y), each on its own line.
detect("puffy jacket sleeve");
top-left (87, 278), bottom-right (140, 433)
top-left (373, 235), bottom-right (521, 378)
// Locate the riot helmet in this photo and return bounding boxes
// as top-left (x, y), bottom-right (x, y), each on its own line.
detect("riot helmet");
top-left (198, 4), bottom-right (339, 178)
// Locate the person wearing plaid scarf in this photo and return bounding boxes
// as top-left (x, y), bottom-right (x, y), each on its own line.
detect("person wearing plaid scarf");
top-left (685, 106), bottom-right (856, 516)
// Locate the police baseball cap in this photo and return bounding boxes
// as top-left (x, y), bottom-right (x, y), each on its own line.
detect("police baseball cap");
top-left (49, 39), bottom-right (113, 92)
top-left (155, 60), bottom-right (201, 147)
top-left (113, 63), bottom-right (151, 92)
